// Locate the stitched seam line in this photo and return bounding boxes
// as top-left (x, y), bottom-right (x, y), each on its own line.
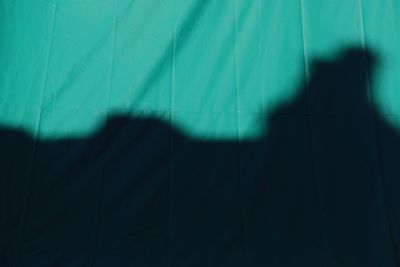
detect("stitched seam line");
top-left (233, 2), bottom-right (248, 266)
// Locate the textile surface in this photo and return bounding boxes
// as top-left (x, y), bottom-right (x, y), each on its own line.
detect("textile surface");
top-left (1, 1), bottom-right (400, 266)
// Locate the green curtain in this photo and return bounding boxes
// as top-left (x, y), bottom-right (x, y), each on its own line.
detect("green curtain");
top-left (1, 1), bottom-right (399, 266)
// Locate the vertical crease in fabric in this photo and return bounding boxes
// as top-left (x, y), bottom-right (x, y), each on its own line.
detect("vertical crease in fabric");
top-left (12, 3), bottom-right (58, 267)
top-left (299, 1), bottom-right (328, 266)
top-left (167, 1), bottom-right (177, 266)
top-left (357, 1), bottom-right (400, 265)
top-left (88, 1), bottom-right (118, 266)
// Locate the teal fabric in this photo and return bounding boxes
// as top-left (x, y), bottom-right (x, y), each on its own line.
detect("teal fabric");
top-left (1, 1), bottom-right (400, 266)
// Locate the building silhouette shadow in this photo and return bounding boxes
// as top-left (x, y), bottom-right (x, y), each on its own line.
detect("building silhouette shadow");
top-left (1, 47), bottom-right (399, 266)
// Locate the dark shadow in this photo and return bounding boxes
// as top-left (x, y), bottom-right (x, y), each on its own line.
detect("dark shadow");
top-left (1, 47), bottom-right (399, 267)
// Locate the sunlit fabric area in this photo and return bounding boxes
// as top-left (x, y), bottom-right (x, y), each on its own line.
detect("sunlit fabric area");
top-left (1, 1), bottom-right (400, 266)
